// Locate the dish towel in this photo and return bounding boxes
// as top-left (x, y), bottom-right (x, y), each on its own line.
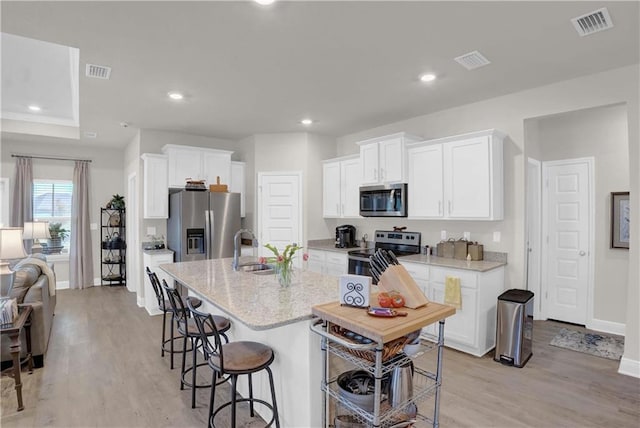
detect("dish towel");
top-left (444, 276), bottom-right (461, 309)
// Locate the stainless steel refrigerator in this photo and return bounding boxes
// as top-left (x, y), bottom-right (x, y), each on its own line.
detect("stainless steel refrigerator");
top-left (167, 190), bottom-right (241, 262)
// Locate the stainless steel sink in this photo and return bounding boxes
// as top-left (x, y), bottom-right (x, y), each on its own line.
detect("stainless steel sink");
top-left (239, 263), bottom-right (275, 275)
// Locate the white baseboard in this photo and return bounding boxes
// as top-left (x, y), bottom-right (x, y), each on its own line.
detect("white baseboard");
top-left (136, 296), bottom-right (144, 308)
top-left (587, 318), bottom-right (625, 336)
top-left (618, 357), bottom-right (640, 378)
top-left (145, 306), bottom-right (163, 317)
top-left (56, 280), bottom-right (70, 290)
top-left (93, 277), bottom-right (102, 286)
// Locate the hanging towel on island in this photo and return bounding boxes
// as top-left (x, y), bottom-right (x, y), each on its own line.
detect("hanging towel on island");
top-left (444, 276), bottom-right (461, 309)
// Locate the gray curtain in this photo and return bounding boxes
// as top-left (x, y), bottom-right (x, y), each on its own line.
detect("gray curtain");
top-left (11, 157), bottom-right (33, 228)
top-left (70, 161), bottom-right (93, 289)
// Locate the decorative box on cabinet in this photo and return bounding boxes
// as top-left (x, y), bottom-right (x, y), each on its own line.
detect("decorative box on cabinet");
top-left (322, 155), bottom-right (360, 218)
top-left (357, 132), bottom-right (421, 185)
top-left (100, 208), bottom-right (126, 286)
top-left (423, 265), bottom-right (505, 356)
top-left (407, 129), bottom-right (505, 220)
top-left (142, 250), bottom-right (174, 316)
top-left (141, 153), bottom-right (168, 219)
top-left (161, 144), bottom-right (233, 188)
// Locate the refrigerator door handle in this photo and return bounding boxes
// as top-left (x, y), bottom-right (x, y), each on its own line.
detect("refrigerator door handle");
top-left (205, 209), bottom-right (211, 258)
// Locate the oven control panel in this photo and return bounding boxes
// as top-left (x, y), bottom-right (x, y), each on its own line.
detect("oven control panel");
top-left (374, 230), bottom-right (421, 245)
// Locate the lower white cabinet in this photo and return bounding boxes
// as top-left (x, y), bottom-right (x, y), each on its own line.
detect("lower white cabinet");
top-left (307, 249), bottom-right (347, 276)
top-left (142, 251), bottom-right (174, 316)
top-left (419, 264), bottom-right (505, 357)
top-left (401, 261), bottom-right (429, 294)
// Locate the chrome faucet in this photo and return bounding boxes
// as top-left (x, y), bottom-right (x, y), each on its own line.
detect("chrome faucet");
top-left (232, 229), bottom-right (258, 271)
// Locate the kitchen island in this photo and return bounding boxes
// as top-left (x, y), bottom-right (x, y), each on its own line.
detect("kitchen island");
top-left (160, 257), bottom-right (339, 427)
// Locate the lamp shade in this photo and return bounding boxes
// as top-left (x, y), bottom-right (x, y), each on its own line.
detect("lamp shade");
top-left (0, 228), bottom-right (27, 260)
top-left (23, 221), bottom-right (51, 240)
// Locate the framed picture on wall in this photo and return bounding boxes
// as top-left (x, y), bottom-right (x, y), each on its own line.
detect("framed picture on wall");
top-left (611, 191), bottom-right (630, 249)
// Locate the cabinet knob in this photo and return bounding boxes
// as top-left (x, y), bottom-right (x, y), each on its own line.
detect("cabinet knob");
top-left (579, 250), bottom-right (586, 256)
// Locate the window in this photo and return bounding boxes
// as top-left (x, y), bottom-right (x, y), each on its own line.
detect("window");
top-left (33, 180), bottom-right (73, 251)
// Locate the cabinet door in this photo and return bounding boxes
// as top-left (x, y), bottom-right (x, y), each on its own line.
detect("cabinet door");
top-left (323, 162), bottom-right (341, 217)
top-left (408, 144), bottom-right (443, 218)
top-left (307, 249), bottom-right (325, 274)
top-left (430, 282), bottom-right (478, 347)
top-left (230, 161), bottom-right (246, 217)
top-left (444, 137), bottom-right (491, 219)
top-left (341, 158), bottom-right (361, 217)
top-left (203, 152), bottom-right (231, 187)
top-left (168, 148), bottom-right (203, 187)
top-left (141, 154), bottom-right (168, 219)
top-left (360, 143), bottom-right (379, 185)
top-left (379, 137), bottom-right (403, 183)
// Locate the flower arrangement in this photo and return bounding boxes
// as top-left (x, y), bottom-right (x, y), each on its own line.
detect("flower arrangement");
top-left (260, 243), bottom-right (308, 287)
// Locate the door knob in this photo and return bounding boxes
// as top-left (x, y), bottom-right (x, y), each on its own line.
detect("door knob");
top-left (579, 251), bottom-right (586, 256)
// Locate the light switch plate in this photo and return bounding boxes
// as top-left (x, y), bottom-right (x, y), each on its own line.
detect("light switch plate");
top-left (493, 231), bottom-right (501, 242)
top-left (90, 223), bottom-right (97, 230)
top-left (339, 275), bottom-right (371, 307)
top-left (440, 230), bottom-right (447, 240)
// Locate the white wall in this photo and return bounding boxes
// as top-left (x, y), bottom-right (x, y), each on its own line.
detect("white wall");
top-left (534, 104), bottom-right (629, 324)
top-left (334, 64), bottom-right (639, 366)
top-left (1, 139), bottom-right (124, 286)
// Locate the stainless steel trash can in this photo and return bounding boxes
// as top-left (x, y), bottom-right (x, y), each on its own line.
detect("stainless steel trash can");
top-left (495, 289), bottom-right (534, 368)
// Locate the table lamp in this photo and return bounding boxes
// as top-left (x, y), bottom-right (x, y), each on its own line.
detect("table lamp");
top-left (0, 228), bottom-right (27, 297)
top-left (22, 221), bottom-right (51, 254)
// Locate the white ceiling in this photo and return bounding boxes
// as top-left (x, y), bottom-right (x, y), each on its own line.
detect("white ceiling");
top-left (1, 1), bottom-right (638, 148)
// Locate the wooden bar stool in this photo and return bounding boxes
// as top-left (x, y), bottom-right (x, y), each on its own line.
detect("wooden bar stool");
top-left (145, 267), bottom-right (203, 369)
top-left (162, 279), bottom-right (231, 408)
top-left (187, 300), bottom-right (280, 428)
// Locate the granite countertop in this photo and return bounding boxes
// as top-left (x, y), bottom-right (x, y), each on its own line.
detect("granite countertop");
top-left (306, 239), bottom-right (366, 254)
top-left (399, 254), bottom-right (506, 272)
top-left (142, 248), bottom-right (174, 256)
top-left (159, 257), bottom-right (339, 331)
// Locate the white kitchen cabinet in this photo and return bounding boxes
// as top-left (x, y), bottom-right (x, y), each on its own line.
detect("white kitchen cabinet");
top-left (357, 132), bottom-right (421, 185)
top-left (322, 155), bottom-right (360, 218)
top-left (141, 153), bottom-right (169, 219)
top-left (407, 129), bottom-right (505, 220)
top-left (142, 250), bottom-right (174, 316)
top-left (407, 144), bottom-right (443, 218)
top-left (401, 261), bottom-right (429, 293)
top-left (423, 265), bottom-right (505, 357)
top-left (306, 249), bottom-right (347, 276)
top-left (230, 161), bottom-right (246, 217)
top-left (162, 144), bottom-right (233, 188)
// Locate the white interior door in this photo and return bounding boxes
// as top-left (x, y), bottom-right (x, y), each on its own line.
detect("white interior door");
top-left (257, 172), bottom-right (302, 267)
top-left (543, 159), bottom-right (593, 325)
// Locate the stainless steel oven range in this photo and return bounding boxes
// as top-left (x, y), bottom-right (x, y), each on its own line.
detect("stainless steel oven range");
top-left (348, 230), bottom-right (421, 283)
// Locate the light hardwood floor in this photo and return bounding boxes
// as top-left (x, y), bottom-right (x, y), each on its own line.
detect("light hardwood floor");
top-left (1, 286), bottom-right (639, 427)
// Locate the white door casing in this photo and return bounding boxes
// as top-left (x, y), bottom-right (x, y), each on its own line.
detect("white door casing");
top-left (526, 158), bottom-right (542, 318)
top-left (257, 172), bottom-right (303, 268)
top-left (126, 172), bottom-right (141, 304)
top-left (542, 158), bottom-right (594, 325)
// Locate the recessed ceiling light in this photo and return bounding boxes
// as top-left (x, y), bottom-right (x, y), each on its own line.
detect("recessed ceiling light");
top-left (420, 73), bottom-right (437, 82)
top-left (255, 0), bottom-right (275, 5)
top-left (167, 91), bottom-right (184, 100)
top-left (28, 105), bottom-right (42, 112)
top-left (300, 118), bottom-right (313, 126)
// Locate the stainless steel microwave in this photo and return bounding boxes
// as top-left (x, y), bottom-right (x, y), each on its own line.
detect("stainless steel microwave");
top-left (359, 183), bottom-right (408, 217)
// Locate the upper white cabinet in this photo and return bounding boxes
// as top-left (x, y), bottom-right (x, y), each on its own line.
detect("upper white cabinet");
top-left (141, 153), bottom-right (168, 219)
top-left (322, 155), bottom-right (360, 218)
top-left (407, 129), bottom-right (505, 220)
top-left (230, 161), bottom-right (246, 218)
top-left (357, 133), bottom-right (421, 185)
top-left (162, 144), bottom-right (233, 188)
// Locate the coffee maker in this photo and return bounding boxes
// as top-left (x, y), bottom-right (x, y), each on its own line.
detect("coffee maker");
top-left (335, 225), bottom-right (357, 248)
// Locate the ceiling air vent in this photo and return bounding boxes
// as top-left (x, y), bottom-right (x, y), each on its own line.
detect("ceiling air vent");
top-left (571, 8), bottom-right (613, 36)
top-left (84, 131), bottom-right (97, 138)
top-left (454, 50), bottom-right (491, 70)
top-left (85, 63), bottom-right (112, 79)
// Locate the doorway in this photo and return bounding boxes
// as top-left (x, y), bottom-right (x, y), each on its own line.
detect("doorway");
top-left (257, 171), bottom-right (303, 267)
top-left (126, 172), bottom-right (141, 303)
top-left (541, 158), bottom-right (594, 325)
top-left (526, 158), bottom-right (542, 318)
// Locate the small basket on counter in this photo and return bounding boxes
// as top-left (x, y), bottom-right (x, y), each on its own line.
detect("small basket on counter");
top-left (330, 325), bottom-right (408, 363)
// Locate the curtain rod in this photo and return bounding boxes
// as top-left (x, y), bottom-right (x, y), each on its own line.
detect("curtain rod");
top-left (11, 154), bottom-right (92, 163)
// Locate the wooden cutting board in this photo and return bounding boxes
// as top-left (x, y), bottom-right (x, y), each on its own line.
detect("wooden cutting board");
top-left (312, 300), bottom-right (455, 344)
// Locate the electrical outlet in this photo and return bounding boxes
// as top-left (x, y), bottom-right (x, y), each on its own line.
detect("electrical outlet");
top-left (493, 231), bottom-right (501, 242)
top-left (463, 231), bottom-right (471, 240)
top-left (440, 230), bottom-right (447, 240)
